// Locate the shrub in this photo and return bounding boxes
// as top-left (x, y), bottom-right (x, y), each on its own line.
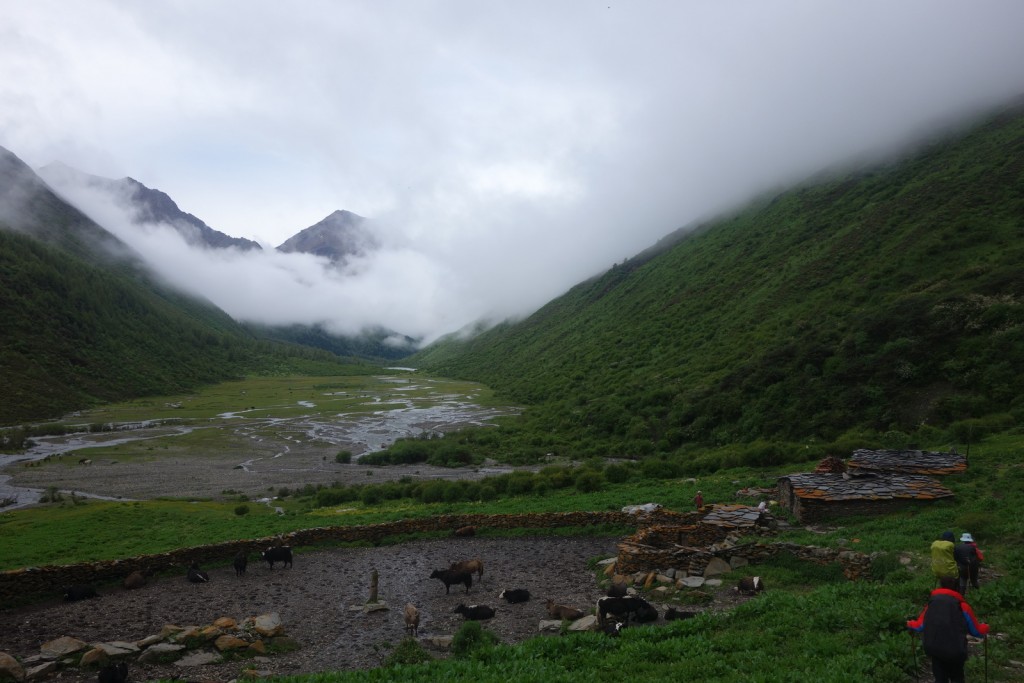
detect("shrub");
top-left (384, 638), bottom-right (433, 667)
top-left (575, 471), bottom-right (604, 493)
top-left (335, 450), bottom-right (353, 464)
top-left (361, 487), bottom-right (383, 506)
top-left (450, 621), bottom-right (499, 658)
top-left (604, 463), bottom-right (631, 483)
top-left (234, 504), bottom-right (250, 516)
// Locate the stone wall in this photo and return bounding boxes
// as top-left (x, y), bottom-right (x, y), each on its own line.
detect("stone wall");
top-left (616, 535), bottom-right (873, 580)
top-left (0, 510), bottom-right (689, 606)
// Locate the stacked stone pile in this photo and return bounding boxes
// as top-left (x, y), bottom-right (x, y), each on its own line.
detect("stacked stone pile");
top-left (0, 613), bottom-right (293, 682)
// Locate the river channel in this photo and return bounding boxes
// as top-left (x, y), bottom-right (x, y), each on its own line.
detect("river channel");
top-left (0, 373), bottom-right (524, 511)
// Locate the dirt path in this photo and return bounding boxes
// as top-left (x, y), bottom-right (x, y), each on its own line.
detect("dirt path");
top-left (2, 535), bottom-right (626, 682)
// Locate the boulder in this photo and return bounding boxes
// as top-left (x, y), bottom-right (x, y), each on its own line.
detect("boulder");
top-left (174, 651), bottom-right (222, 667)
top-left (213, 617), bottom-right (237, 629)
top-left (0, 652), bottom-right (26, 682)
top-left (77, 648), bottom-right (108, 668)
top-left (702, 558), bottom-right (732, 577)
top-left (23, 661), bottom-right (57, 681)
top-left (137, 643), bottom-right (185, 665)
top-left (251, 613), bottom-right (283, 637)
top-left (40, 636), bottom-right (87, 660)
top-left (214, 636), bottom-right (249, 652)
top-left (567, 615), bottom-right (598, 632)
top-left (92, 642), bottom-right (139, 657)
top-left (538, 620), bottom-right (562, 633)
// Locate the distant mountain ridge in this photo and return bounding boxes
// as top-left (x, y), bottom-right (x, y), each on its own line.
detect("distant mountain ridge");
top-left (37, 162), bottom-right (262, 252)
top-left (0, 145), bottom-right (353, 425)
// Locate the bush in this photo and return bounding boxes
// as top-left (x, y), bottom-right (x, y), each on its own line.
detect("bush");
top-left (450, 621), bottom-right (499, 658)
top-left (575, 471), bottom-right (604, 493)
top-left (361, 487), bottom-right (383, 506)
top-left (604, 463), bottom-right (631, 484)
top-left (336, 450), bottom-right (353, 464)
top-left (234, 504), bottom-right (250, 516)
top-left (383, 637), bottom-right (433, 667)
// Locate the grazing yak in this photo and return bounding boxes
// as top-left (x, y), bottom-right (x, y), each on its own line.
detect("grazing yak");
top-left (545, 599), bottom-right (585, 621)
top-left (499, 588), bottom-right (531, 604)
top-left (596, 595), bottom-right (656, 626)
top-left (454, 603), bottom-right (496, 620)
top-left (404, 603), bottom-right (420, 637)
top-left (97, 662), bottom-right (128, 683)
top-left (233, 551), bottom-right (249, 576)
top-left (63, 584), bottom-right (98, 602)
top-left (430, 568), bottom-right (473, 594)
top-left (449, 558), bottom-right (484, 580)
top-left (262, 546), bottom-right (293, 569)
top-left (186, 562), bottom-right (210, 583)
top-left (735, 576), bottom-right (764, 595)
top-left (122, 571), bottom-right (147, 590)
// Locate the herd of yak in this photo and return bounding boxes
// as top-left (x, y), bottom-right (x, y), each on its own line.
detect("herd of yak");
top-left (61, 543), bottom-right (766, 643)
top-left (417, 557), bottom-right (766, 638)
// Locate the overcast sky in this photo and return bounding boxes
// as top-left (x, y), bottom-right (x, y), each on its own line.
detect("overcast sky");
top-left (3, 1), bottom-right (1024, 343)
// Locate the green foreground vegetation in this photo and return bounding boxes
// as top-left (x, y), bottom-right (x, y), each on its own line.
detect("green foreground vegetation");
top-left (3, 429), bottom-right (1023, 681)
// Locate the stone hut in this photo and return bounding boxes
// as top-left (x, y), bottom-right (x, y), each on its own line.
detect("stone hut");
top-left (776, 471), bottom-right (953, 523)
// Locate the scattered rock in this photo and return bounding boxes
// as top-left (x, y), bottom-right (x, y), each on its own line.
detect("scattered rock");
top-left (0, 652), bottom-right (26, 682)
top-left (568, 615), bottom-right (598, 632)
top-left (174, 651), bottom-right (222, 667)
top-left (214, 636), bottom-right (249, 652)
top-left (137, 643), bottom-right (185, 665)
top-left (23, 661), bottom-right (57, 681)
top-left (702, 558), bottom-right (732, 577)
top-left (39, 637), bottom-right (87, 660)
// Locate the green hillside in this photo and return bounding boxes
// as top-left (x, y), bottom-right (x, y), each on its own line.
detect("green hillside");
top-left (0, 148), bottom-right (354, 426)
top-left (414, 103), bottom-right (1024, 456)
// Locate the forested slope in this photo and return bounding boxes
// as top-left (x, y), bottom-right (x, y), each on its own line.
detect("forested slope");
top-left (414, 103), bottom-right (1024, 454)
top-left (0, 147), bottom-right (347, 425)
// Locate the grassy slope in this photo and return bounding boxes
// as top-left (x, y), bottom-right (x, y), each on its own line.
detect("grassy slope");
top-left (0, 149), bottom-right (360, 425)
top-left (414, 104), bottom-right (1024, 452)
top-left (3, 434), bottom-right (1022, 681)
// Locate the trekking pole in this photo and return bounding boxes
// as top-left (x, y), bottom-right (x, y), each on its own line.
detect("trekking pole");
top-left (985, 635), bottom-right (989, 683)
top-left (909, 630), bottom-right (918, 674)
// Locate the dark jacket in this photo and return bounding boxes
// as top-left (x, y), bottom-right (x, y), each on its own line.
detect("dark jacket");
top-left (954, 541), bottom-right (983, 567)
top-left (907, 588), bottom-right (989, 660)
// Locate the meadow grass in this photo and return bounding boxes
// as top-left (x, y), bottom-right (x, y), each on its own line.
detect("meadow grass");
top-left (4, 428), bottom-right (1023, 680)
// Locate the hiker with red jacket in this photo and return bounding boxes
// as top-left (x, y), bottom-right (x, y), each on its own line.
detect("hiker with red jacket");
top-left (954, 532), bottom-right (984, 595)
top-left (907, 575), bottom-right (989, 683)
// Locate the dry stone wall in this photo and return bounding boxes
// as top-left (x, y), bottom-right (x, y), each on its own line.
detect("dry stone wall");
top-left (0, 510), bottom-right (687, 606)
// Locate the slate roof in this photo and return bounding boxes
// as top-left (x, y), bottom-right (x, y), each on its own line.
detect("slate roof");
top-left (701, 503), bottom-right (766, 527)
top-left (848, 449), bottom-right (967, 475)
top-left (779, 472), bottom-right (953, 502)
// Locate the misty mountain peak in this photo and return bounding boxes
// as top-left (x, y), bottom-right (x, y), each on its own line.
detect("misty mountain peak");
top-left (36, 163), bottom-right (262, 252)
top-left (276, 209), bottom-right (379, 262)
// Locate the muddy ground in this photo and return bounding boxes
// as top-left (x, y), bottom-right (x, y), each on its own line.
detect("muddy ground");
top-left (1, 534), bottom-right (740, 682)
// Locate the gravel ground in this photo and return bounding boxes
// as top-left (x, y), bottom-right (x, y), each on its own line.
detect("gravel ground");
top-left (2, 535), bottom-right (625, 682)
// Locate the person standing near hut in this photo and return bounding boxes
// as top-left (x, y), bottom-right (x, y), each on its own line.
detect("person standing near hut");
top-left (954, 532), bottom-right (984, 594)
top-left (907, 575), bottom-right (989, 683)
top-left (931, 531), bottom-right (959, 586)
top-left (693, 490), bottom-right (704, 510)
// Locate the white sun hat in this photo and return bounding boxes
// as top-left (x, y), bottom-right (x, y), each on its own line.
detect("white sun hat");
top-left (960, 532), bottom-right (974, 543)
